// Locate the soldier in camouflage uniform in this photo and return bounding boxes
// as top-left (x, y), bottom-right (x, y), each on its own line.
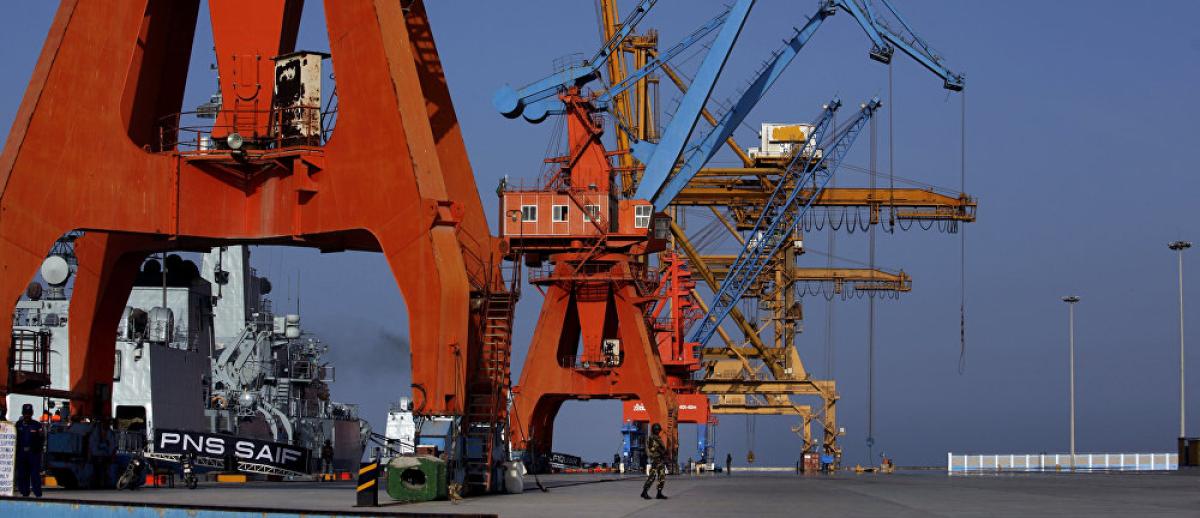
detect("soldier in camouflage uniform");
top-left (641, 423), bottom-right (668, 500)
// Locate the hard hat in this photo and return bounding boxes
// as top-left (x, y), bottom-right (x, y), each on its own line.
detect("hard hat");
top-left (21, 403), bottom-right (33, 417)
top-left (651, 423), bottom-right (662, 435)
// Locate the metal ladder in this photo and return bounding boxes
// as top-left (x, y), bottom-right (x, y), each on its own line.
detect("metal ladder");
top-left (463, 290), bottom-right (516, 492)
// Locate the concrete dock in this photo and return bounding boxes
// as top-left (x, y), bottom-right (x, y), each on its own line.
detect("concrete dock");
top-left (5, 470), bottom-right (1200, 517)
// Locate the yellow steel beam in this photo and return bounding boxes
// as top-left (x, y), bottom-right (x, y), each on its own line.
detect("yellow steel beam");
top-left (669, 220), bottom-right (777, 369)
top-left (674, 186), bottom-right (976, 222)
top-left (689, 288), bottom-right (756, 376)
top-left (711, 404), bottom-right (813, 416)
top-left (700, 380), bottom-right (836, 396)
top-left (694, 167), bottom-right (784, 176)
top-left (657, 60), bottom-right (754, 167)
top-left (697, 260), bottom-right (912, 292)
top-left (700, 346), bottom-right (784, 360)
top-left (598, 0), bottom-right (636, 191)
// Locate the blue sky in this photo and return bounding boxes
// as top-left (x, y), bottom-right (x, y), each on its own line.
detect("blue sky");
top-left (3, 1), bottom-right (1200, 467)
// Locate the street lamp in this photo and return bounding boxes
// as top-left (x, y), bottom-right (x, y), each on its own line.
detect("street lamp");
top-left (1169, 241), bottom-right (1191, 445)
top-left (1062, 295), bottom-right (1080, 470)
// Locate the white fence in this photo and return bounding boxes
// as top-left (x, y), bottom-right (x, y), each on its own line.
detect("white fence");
top-left (947, 452), bottom-right (1177, 473)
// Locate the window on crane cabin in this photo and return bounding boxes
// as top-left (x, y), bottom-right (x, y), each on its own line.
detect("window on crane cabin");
top-left (583, 204), bottom-right (601, 222)
top-left (634, 205), bottom-right (652, 228)
top-left (521, 205), bottom-right (538, 222)
top-left (552, 205), bottom-right (569, 223)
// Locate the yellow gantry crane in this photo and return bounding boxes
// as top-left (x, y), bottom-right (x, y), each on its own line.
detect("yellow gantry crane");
top-left (595, 0), bottom-right (972, 464)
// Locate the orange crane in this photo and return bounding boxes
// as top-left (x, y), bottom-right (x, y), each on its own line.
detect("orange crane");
top-left (0, 0), bottom-right (512, 493)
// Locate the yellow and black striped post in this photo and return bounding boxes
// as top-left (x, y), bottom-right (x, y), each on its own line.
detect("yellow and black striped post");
top-left (356, 456), bottom-right (380, 507)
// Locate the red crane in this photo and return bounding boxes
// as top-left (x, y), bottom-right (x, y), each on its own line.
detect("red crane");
top-left (0, 0), bottom-right (502, 436)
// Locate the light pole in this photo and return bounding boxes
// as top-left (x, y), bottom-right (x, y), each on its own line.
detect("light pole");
top-left (1169, 241), bottom-right (1191, 445)
top-left (1062, 295), bottom-right (1080, 469)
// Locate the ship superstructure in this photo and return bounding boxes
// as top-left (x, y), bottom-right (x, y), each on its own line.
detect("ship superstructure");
top-left (6, 243), bottom-right (365, 473)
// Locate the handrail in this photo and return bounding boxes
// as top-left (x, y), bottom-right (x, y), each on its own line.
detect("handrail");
top-left (156, 106), bottom-right (331, 153)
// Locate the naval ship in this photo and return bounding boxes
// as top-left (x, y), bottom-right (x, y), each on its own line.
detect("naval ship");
top-left (6, 236), bottom-right (367, 475)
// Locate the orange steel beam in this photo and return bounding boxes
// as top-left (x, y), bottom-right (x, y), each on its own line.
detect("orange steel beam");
top-left (208, 0), bottom-right (303, 140)
top-left (0, 0), bottom-right (497, 417)
top-left (504, 89), bottom-right (678, 467)
top-left (509, 253), bottom-right (676, 467)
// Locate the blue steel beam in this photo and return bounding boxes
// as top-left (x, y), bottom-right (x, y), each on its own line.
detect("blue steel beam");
top-left (689, 98), bottom-right (882, 346)
top-left (492, 0), bottom-right (657, 120)
top-left (643, 5), bottom-right (835, 209)
top-left (644, 0), bottom-right (963, 210)
top-left (595, 8), bottom-right (731, 107)
top-left (840, 0), bottom-right (965, 90)
top-left (687, 98), bottom-right (841, 345)
top-left (630, 0), bottom-right (756, 202)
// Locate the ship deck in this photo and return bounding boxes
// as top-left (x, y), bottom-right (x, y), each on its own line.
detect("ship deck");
top-left (5, 469), bottom-right (1200, 517)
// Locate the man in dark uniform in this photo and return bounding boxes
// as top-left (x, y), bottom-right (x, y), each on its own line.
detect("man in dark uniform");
top-left (640, 423), bottom-right (668, 500)
top-left (15, 403), bottom-right (45, 498)
top-left (320, 439), bottom-right (335, 477)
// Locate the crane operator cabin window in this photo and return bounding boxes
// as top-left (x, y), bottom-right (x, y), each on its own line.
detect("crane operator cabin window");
top-left (521, 205), bottom-right (538, 222)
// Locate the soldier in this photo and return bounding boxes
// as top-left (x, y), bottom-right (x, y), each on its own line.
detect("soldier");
top-left (320, 439), bottom-right (335, 477)
top-left (640, 423), bottom-right (668, 500)
top-left (15, 403), bottom-right (45, 498)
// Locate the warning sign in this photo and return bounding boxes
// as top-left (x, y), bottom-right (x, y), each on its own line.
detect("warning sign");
top-left (0, 421), bottom-right (15, 497)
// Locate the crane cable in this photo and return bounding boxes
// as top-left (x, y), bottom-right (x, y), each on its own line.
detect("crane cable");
top-left (958, 89), bottom-right (968, 375)
top-left (888, 62), bottom-right (895, 233)
top-left (746, 415), bottom-right (756, 464)
top-left (866, 95), bottom-right (878, 462)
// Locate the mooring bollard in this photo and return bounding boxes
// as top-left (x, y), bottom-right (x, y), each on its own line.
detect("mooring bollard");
top-left (356, 452), bottom-right (381, 507)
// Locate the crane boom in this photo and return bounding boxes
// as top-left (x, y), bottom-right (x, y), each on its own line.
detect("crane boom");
top-left (630, 0), bottom-right (755, 199)
top-left (594, 8), bottom-right (730, 109)
top-left (689, 97), bottom-right (882, 346)
top-left (492, 0), bottom-right (657, 119)
top-left (640, 0), bottom-right (963, 210)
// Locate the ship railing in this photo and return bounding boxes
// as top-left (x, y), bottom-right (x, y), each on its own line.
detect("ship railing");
top-left (329, 402), bottom-right (359, 421)
top-left (290, 359), bottom-right (314, 380)
top-left (9, 329), bottom-right (51, 389)
top-left (317, 365), bottom-right (335, 383)
top-left (293, 400), bottom-right (358, 421)
top-left (115, 430), bottom-right (148, 453)
top-left (144, 452), bottom-right (307, 478)
top-left (12, 307), bottom-right (63, 328)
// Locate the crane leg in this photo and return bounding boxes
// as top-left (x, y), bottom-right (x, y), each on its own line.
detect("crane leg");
top-left (377, 224), bottom-right (471, 416)
top-left (67, 233), bottom-right (157, 417)
top-left (510, 254), bottom-right (678, 472)
top-left (0, 227), bottom-right (64, 403)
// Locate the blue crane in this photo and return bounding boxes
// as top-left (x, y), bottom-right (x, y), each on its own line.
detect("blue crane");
top-left (492, 0), bottom-right (757, 168)
top-left (637, 0), bottom-right (964, 211)
top-left (688, 97), bottom-right (883, 346)
top-left (492, 0), bottom-right (658, 122)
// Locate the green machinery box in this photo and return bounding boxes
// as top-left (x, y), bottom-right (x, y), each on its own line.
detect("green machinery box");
top-left (386, 455), bottom-right (448, 502)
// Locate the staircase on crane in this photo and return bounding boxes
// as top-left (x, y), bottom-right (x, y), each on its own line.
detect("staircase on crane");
top-left (463, 289), bottom-right (516, 493)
